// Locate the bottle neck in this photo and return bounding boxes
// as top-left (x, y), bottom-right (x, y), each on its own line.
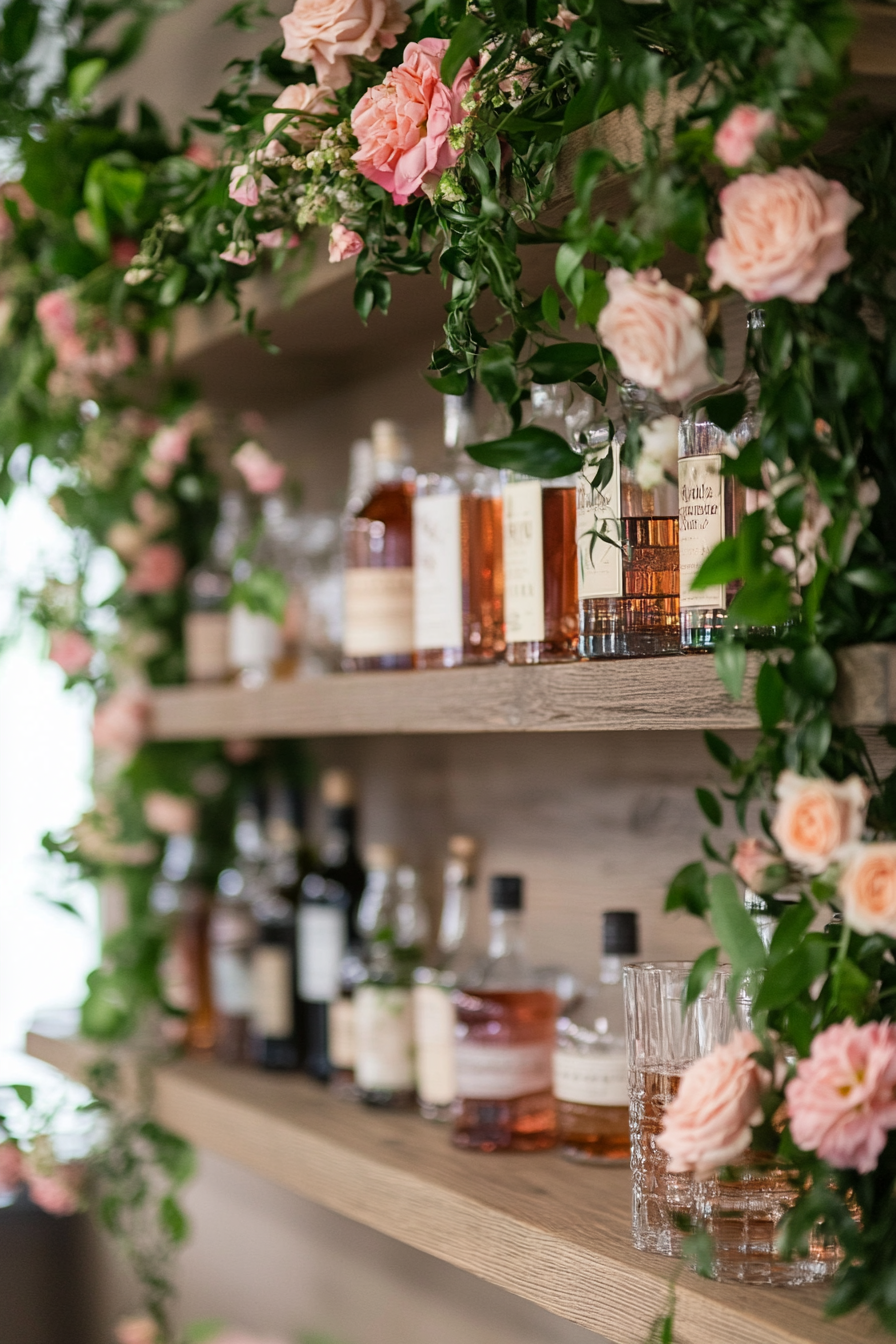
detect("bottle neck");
top-left (488, 909), bottom-right (525, 960)
top-left (438, 865), bottom-right (472, 960)
top-left (321, 805), bottom-right (357, 868)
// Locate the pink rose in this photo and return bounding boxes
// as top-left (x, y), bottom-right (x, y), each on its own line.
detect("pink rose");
top-left (351, 39), bottom-right (476, 206)
top-left (771, 771), bottom-right (868, 875)
top-left (553, 5), bottom-right (577, 28)
top-left (328, 222), bottom-right (363, 262)
top-left (769, 484), bottom-right (833, 587)
top-left (714, 105), bottom-right (775, 169)
top-left (597, 267), bottom-right (712, 402)
top-left (256, 230), bottom-right (299, 250)
top-left (228, 166), bottom-right (274, 208)
top-left (707, 166), bottom-right (862, 304)
top-left (115, 1317), bottom-right (159, 1344)
top-left (132, 490), bottom-right (175, 536)
top-left (35, 289), bottom-right (77, 346)
top-left (125, 543), bottom-right (184, 594)
top-left (264, 83), bottom-right (335, 149)
top-left (280, 0), bottom-right (408, 89)
top-left (208, 1333), bottom-right (291, 1344)
top-left (107, 521), bottom-right (148, 563)
top-left (232, 440), bottom-right (286, 494)
top-left (149, 422), bottom-right (191, 466)
top-left (657, 1030), bottom-right (768, 1179)
top-left (184, 143), bottom-right (217, 170)
top-left (49, 629), bottom-right (94, 675)
top-left (787, 1020), bottom-right (896, 1173)
top-left (92, 687), bottom-right (151, 759)
top-left (220, 243), bottom-right (256, 266)
top-left (142, 459), bottom-right (174, 489)
top-left (0, 1141), bottom-right (23, 1194)
top-left (24, 1163), bottom-right (82, 1216)
top-left (143, 791), bottom-right (198, 836)
top-left (839, 843), bottom-right (896, 938)
top-left (732, 836), bottom-right (779, 892)
top-left (91, 327), bottom-right (137, 378)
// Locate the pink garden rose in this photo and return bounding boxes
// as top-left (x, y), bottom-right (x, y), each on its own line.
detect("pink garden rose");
top-left (115, 1318), bottom-right (159, 1344)
top-left (256, 230), bottom-right (299, 250)
top-left (839, 843), bottom-right (896, 938)
top-left (35, 289), bottom-right (77, 346)
top-left (264, 83), bottom-right (335, 150)
top-left (351, 38), bottom-right (476, 206)
top-left (714, 105), bottom-right (775, 168)
top-left (787, 1020), bottom-right (896, 1173)
top-left (125, 543), bottom-right (184, 594)
top-left (707, 166), bottom-right (862, 304)
top-left (657, 1030), bottom-right (768, 1179)
top-left (49, 629), bottom-right (94, 675)
top-left (597, 267), bottom-right (712, 402)
top-left (771, 770), bottom-right (868, 875)
top-left (24, 1161), bottom-right (82, 1216)
top-left (280, 0), bottom-right (408, 89)
top-left (228, 165), bottom-right (274, 208)
top-left (329, 222), bottom-right (364, 262)
top-left (149, 422), bottom-right (191, 466)
top-left (184, 142), bottom-right (217, 170)
top-left (92, 687), bottom-right (151, 759)
top-left (232, 440), bottom-right (286, 494)
top-left (0, 1141), bottom-right (23, 1194)
top-left (733, 836), bottom-right (779, 892)
top-left (143, 791), bottom-right (198, 836)
top-left (220, 243), bottom-right (256, 266)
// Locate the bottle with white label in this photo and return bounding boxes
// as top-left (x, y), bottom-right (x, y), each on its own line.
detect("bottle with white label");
top-left (210, 794), bottom-right (264, 1065)
top-left (342, 420), bottom-right (415, 671)
top-left (554, 910), bottom-right (639, 1164)
top-left (503, 385), bottom-right (578, 664)
top-left (453, 875), bottom-right (557, 1152)
top-left (249, 783), bottom-right (305, 1070)
top-left (679, 310), bottom-right (763, 651)
top-left (413, 390), bottom-right (503, 668)
top-left (299, 873), bottom-right (350, 1081)
top-left (413, 835), bottom-right (479, 1121)
top-left (185, 491), bottom-right (247, 683)
top-left (355, 847), bottom-right (429, 1108)
top-left (576, 384), bottom-right (680, 658)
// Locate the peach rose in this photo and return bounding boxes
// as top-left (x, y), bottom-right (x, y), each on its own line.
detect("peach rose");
top-left (143, 791), bottom-right (198, 836)
top-left (732, 836), bottom-right (779, 892)
top-left (49, 629), bottom-right (94, 675)
top-left (839, 843), bottom-right (896, 938)
top-left (329, 222), bottom-right (364, 262)
top-left (786, 1019), bottom-right (896, 1173)
top-left (351, 38), bottom-right (476, 206)
top-left (35, 289), bottom-right (77, 346)
top-left (115, 1317), bottom-right (159, 1344)
top-left (107, 521), bottom-right (147, 564)
top-left (280, 0), bottom-right (408, 89)
top-left (92, 686), bottom-right (151, 760)
top-left (228, 165), bottom-right (274, 208)
top-left (714, 105), bottom-right (775, 169)
top-left (264, 83), bottom-right (335, 150)
top-left (125, 543), bottom-right (184, 594)
top-left (232, 440), bottom-right (286, 494)
top-left (597, 267), bottom-right (712, 402)
top-left (0, 1140), bottom-right (23, 1194)
top-left (707, 166), bottom-right (862, 304)
top-left (771, 771), bottom-right (868, 875)
top-left (657, 1030), bottom-right (768, 1179)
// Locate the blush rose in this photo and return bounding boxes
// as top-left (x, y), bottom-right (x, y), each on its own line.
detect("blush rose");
top-left (232, 440), bottom-right (286, 494)
top-left (839, 843), bottom-right (896, 938)
top-left (329, 222), bottom-right (364, 262)
top-left (264, 83), bottom-right (335, 150)
top-left (92, 687), bottom-right (151, 760)
top-left (707, 166), bottom-right (862, 304)
top-left (770, 770), bottom-right (868, 875)
top-left (657, 1030), bottom-right (768, 1179)
top-left (351, 38), bottom-right (475, 206)
top-left (49, 629), bottom-right (94, 675)
top-left (786, 1019), bottom-right (896, 1173)
top-left (732, 836), bottom-right (780, 892)
top-left (125, 543), bottom-right (184, 594)
top-left (280, 0), bottom-right (408, 89)
top-left (228, 165), bottom-right (274, 208)
top-left (597, 268), bottom-right (712, 402)
top-left (116, 1318), bottom-right (159, 1344)
top-left (714, 105), bottom-right (775, 168)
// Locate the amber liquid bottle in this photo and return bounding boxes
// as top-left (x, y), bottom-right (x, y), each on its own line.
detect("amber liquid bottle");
top-left (343, 419), bottom-right (415, 671)
top-left (151, 835), bottom-right (215, 1054)
top-left (453, 876), bottom-right (557, 1152)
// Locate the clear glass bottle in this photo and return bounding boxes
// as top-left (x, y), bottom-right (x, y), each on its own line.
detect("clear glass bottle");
top-left (354, 846), bottom-right (428, 1108)
top-left (209, 794), bottom-right (264, 1065)
top-left (452, 875), bottom-right (557, 1152)
top-left (554, 910), bottom-right (639, 1164)
top-left (577, 385), bottom-right (680, 658)
top-left (228, 501), bottom-right (289, 689)
top-left (151, 835), bottom-right (215, 1054)
top-left (503, 385), bottom-right (578, 664)
top-left (185, 491), bottom-right (247, 683)
top-left (679, 309), bottom-right (763, 651)
top-left (413, 835), bottom-right (478, 1121)
top-left (298, 873), bottom-right (350, 1081)
top-left (413, 390), bottom-right (503, 668)
top-left (342, 419), bottom-right (415, 671)
top-left (249, 784), bottom-right (304, 1070)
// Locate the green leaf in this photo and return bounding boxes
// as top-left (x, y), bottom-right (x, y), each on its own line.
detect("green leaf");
top-left (556, 241), bottom-right (587, 291)
top-left (441, 14), bottom-right (485, 89)
top-left (541, 286), bottom-right (561, 331)
top-left (425, 371), bottom-right (469, 395)
top-left (845, 567), bottom-right (896, 595)
top-left (683, 946), bottom-right (719, 1010)
top-left (753, 935), bottom-right (828, 1011)
top-left (9, 1084), bottom-right (34, 1108)
top-left (477, 344), bottom-right (520, 405)
top-left (666, 861), bottom-right (708, 916)
top-left (68, 58), bottom-right (107, 103)
top-left (769, 897), bottom-right (816, 963)
top-left (829, 956), bottom-right (871, 1020)
top-left (701, 392), bottom-right (746, 435)
top-left (704, 730), bottom-right (737, 770)
top-left (714, 639), bottom-right (747, 700)
top-left (528, 342), bottom-right (600, 383)
top-left (708, 872), bottom-right (766, 980)
top-left (229, 567), bottom-right (289, 621)
top-left (790, 645), bottom-right (837, 699)
top-left (466, 426), bottom-right (580, 479)
top-left (755, 660), bottom-right (786, 732)
top-left (692, 535), bottom-right (740, 590)
top-left (159, 264), bottom-right (188, 307)
top-left (159, 1194), bottom-right (189, 1244)
top-left (727, 571), bottom-right (792, 626)
top-left (696, 787), bottom-right (723, 826)
top-left (1, 0), bottom-right (39, 62)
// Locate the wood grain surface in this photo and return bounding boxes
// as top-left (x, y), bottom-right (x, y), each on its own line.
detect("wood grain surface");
top-left (27, 1033), bottom-right (887, 1344)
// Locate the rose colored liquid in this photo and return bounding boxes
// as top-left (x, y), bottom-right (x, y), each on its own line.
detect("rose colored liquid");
top-left (505, 485), bottom-right (578, 664)
top-left (580, 516), bottom-right (679, 658)
top-left (557, 1099), bottom-right (630, 1164)
top-left (415, 494), bottom-right (505, 669)
top-left (343, 480), bottom-right (414, 672)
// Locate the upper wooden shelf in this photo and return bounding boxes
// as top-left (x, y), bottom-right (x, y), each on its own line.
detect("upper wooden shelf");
top-left (26, 1031), bottom-right (886, 1344)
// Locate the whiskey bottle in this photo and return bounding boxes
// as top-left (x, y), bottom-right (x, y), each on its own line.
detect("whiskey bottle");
top-left (209, 794), bottom-right (264, 1064)
top-left (577, 385), bottom-right (680, 658)
top-left (453, 875), bottom-right (557, 1152)
top-left (413, 390), bottom-right (503, 668)
top-left (412, 835), bottom-right (478, 1121)
top-left (354, 847), bottom-right (428, 1108)
top-left (151, 834), bottom-right (215, 1054)
top-left (342, 420), bottom-right (415, 671)
top-left (679, 309), bottom-right (763, 651)
top-left (503, 385), bottom-right (578, 664)
top-left (185, 491), bottom-right (247, 683)
top-left (554, 910), bottom-right (639, 1163)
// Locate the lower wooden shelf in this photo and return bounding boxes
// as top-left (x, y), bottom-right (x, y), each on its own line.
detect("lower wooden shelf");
top-left (27, 1031), bottom-right (882, 1344)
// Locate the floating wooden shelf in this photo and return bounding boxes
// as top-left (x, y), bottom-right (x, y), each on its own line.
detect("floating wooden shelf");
top-left (26, 1030), bottom-right (883, 1344)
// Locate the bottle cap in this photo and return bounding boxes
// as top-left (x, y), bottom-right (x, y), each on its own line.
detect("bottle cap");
top-left (490, 874), bottom-right (523, 911)
top-left (447, 835), bottom-right (477, 859)
top-left (603, 910), bottom-right (639, 955)
top-left (371, 419), bottom-right (409, 465)
top-left (321, 769), bottom-right (355, 808)
top-left (364, 842), bottom-right (399, 871)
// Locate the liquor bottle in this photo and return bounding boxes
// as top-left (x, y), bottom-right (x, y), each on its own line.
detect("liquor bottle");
top-left (344, 438), bottom-right (375, 519)
top-left (342, 419), bottom-right (415, 671)
top-left (503, 385), bottom-right (578, 664)
top-left (452, 875), bottom-right (557, 1152)
top-left (151, 834), bottom-right (215, 1053)
top-left (577, 385), bottom-right (680, 658)
top-left (228, 500), bottom-right (289, 689)
top-left (298, 873), bottom-right (350, 1080)
top-left (185, 491), bottom-right (247, 683)
top-left (678, 309), bottom-right (763, 651)
top-left (413, 390), bottom-right (503, 668)
top-left (249, 783), bottom-right (304, 1070)
top-left (209, 794), bottom-right (264, 1064)
top-left (318, 769), bottom-right (367, 941)
top-left (412, 835), bottom-right (478, 1121)
top-left (354, 847), bottom-right (429, 1108)
top-left (554, 910), bottom-right (639, 1164)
